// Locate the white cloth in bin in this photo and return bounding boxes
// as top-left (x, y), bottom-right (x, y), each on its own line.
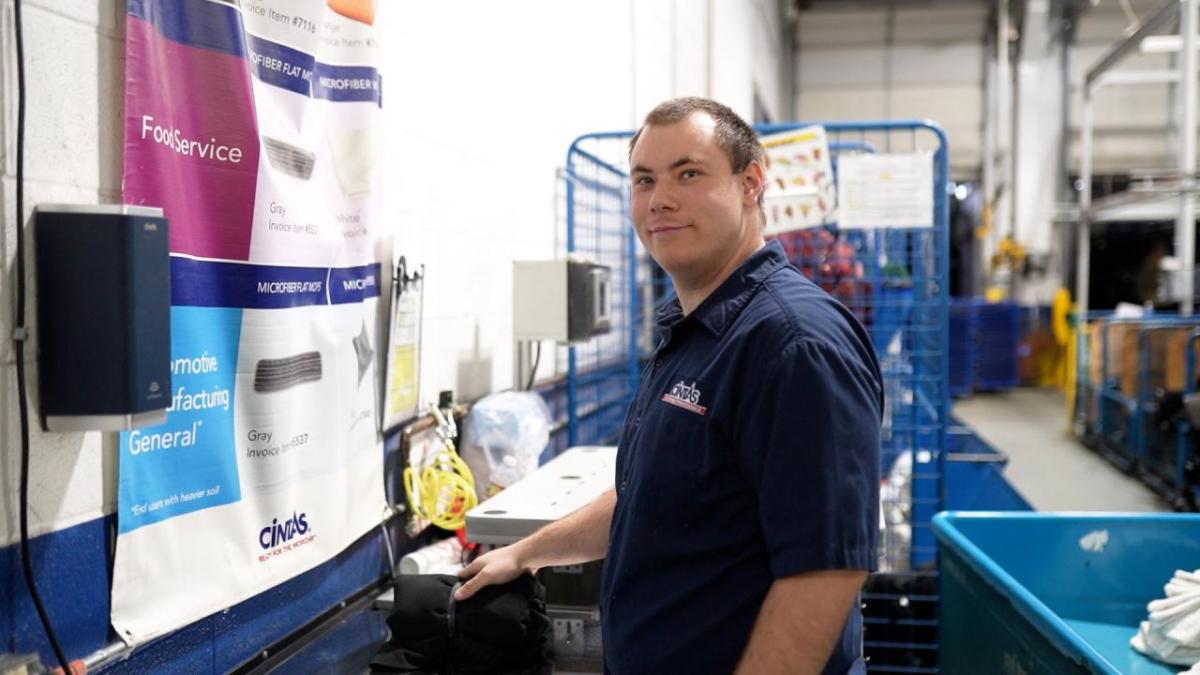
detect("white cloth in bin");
top-left (1131, 569), bottom-right (1200, 667)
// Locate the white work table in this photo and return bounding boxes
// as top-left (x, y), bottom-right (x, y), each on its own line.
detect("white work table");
top-left (465, 446), bottom-right (616, 546)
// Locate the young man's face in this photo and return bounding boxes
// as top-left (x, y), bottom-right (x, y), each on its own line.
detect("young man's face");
top-left (629, 112), bottom-right (762, 283)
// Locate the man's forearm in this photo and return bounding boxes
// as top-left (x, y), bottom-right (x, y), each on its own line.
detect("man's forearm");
top-left (735, 570), bottom-right (867, 675)
top-left (513, 487), bottom-right (616, 570)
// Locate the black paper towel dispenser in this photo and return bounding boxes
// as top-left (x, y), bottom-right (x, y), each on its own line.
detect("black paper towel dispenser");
top-left (35, 204), bottom-right (171, 431)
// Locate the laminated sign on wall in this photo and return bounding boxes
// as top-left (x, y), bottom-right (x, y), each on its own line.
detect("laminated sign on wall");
top-left (114, 0), bottom-right (387, 644)
top-left (382, 257), bottom-right (423, 432)
top-left (836, 152), bottom-right (935, 229)
top-left (759, 126), bottom-right (837, 235)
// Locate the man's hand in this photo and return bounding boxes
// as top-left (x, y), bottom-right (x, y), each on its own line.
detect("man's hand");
top-left (453, 487), bottom-right (616, 602)
top-left (735, 569), bottom-right (868, 674)
top-left (454, 543), bottom-right (533, 601)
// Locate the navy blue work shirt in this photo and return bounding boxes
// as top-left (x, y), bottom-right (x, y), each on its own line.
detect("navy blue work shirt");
top-left (600, 240), bottom-right (882, 674)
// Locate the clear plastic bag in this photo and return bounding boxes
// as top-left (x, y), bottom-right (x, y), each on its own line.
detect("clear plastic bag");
top-left (461, 391), bottom-right (552, 499)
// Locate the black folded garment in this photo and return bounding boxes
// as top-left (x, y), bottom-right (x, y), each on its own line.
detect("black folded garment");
top-left (371, 574), bottom-right (553, 674)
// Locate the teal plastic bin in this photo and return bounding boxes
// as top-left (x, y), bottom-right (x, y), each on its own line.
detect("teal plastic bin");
top-left (934, 512), bottom-right (1200, 674)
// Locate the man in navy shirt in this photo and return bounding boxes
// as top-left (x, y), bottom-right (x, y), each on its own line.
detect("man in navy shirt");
top-left (457, 97), bottom-right (882, 674)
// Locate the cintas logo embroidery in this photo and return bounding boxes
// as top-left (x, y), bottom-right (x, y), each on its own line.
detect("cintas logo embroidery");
top-left (259, 511), bottom-right (310, 550)
top-left (661, 380), bottom-right (707, 416)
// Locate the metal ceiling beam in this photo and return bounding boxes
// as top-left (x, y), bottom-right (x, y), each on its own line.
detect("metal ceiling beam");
top-left (1084, 0), bottom-right (1179, 89)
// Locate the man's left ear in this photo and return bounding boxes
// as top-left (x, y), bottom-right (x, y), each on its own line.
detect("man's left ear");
top-left (743, 160), bottom-right (766, 206)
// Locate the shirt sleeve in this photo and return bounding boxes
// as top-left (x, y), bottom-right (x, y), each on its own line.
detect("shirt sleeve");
top-left (733, 337), bottom-right (882, 578)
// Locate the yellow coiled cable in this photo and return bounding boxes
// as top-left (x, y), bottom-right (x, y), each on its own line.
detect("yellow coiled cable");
top-left (403, 406), bottom-right (478, 531)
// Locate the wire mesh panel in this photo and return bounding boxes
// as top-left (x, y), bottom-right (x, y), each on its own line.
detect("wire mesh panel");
top-left (1136, 324), bottom-right (1190, 460)
top-left (1073, 316), bottom-right (1106, 443)
top-left (763, 121), bottom-right (950, 675)
top-left (861, 572), bottom-right (940, 673)
top-left (948, 299), bottom-right (977, 397)
top-left (562, 133), bottom-right (641, 448)
top-left (1095, 319), bottom-right (1143, 469)
top-left (1183, 331), bottom-right (1200, 509)
top-left (760, 121), bottom-right (950, 572)
top-left (1130, 321), bottom-right (1200, 505)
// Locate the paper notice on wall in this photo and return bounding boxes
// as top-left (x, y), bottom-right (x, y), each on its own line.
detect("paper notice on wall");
top-left (760, 126), bottom-right (837, 235)
top-left (114, 0), bottom-right (387, 645)
top-left (383, 276), bottom-right (422, 432)
top-left (837, 152), bottom-right (935, 229)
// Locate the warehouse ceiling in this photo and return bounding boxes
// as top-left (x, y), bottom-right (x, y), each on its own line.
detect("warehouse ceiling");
top-left (796, 0), bottom-right (987, 7)
top-left (794, 0), bottom-right (1165, 10)
top-left (793, 1), bottom-right (991, 48)
top-left (792, 0), bottom-right (1173, 49)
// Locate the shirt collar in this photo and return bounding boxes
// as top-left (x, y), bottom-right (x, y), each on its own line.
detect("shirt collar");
top-left (653, 240), bottom-right (789, 340)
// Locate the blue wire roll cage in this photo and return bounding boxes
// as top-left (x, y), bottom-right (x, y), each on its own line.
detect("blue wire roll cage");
top-left (948, 298), bottom-right (978, 398)
top-left (1075, 313), bottom-right (1200, 510)
top-left (1180, 329), bottom-right (1200, 508)
top-left (1133, 320), bottom-right (1200, 492)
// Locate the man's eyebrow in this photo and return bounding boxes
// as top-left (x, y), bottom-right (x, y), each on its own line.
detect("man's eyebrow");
top-left (631, 156), bottom-right (707, 174)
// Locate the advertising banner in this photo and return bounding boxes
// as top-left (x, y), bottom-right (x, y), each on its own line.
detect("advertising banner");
top-left (113, 0), bottom-right (387, 643)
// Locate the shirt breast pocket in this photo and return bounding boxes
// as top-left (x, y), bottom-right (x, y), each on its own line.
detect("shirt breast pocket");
top-left (626, 381), bottom-right (713, 516)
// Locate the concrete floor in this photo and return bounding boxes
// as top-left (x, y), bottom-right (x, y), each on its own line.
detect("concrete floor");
top-left (952, 388), bottom-right (1170, 513)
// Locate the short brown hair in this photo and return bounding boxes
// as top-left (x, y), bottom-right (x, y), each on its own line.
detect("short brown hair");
top-left (629, 97), bottom-right (766, 213)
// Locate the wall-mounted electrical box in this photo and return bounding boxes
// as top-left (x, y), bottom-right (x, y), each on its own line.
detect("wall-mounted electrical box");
top-left (35, 204), bottom-right (172, 431)
top-left (513, 259), bottom-right (612, 343)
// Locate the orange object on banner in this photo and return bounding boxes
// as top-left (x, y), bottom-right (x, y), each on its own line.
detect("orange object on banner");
top-left (328, 0), bottom-right (375, 25)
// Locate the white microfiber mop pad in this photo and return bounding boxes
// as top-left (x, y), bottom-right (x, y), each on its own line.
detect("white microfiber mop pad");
top-left (1150, 572), bottom-right (1200, 647)
top-left (1166, 570), bottom-right (1200, 598)
top-left (1152, 590), bottom-right (1200, 643)
top-left (1132, 621), bottom-right (1200, 666)
top-left (1131, 570), bottom-right (1200, 667)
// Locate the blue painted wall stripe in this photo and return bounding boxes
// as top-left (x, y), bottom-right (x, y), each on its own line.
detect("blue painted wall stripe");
top-left (0, 514), bottom-right (394, 671)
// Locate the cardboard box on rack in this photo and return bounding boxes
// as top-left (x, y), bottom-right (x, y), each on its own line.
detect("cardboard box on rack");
top-left (1163, 328), bottom-right (1200, 393)
top-left (1116, 324), bottom-right (1142, 398)
top-left (1019, 328), bottom-right (1061, 387)
top-left (1103, 324), bottom-right (1200, 397)
top-left (1088, 320), bottom-right (1138, 391)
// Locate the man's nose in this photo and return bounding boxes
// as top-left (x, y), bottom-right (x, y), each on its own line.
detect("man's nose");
top-left (648, 183), bottom-right (676, 214)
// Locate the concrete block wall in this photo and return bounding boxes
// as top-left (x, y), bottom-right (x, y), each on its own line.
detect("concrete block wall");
top-left (0, 0), bottom-right (125, 548)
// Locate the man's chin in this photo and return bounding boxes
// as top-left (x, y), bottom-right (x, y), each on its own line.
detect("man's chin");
top-left (648, 250), bottom-right (697, 280)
